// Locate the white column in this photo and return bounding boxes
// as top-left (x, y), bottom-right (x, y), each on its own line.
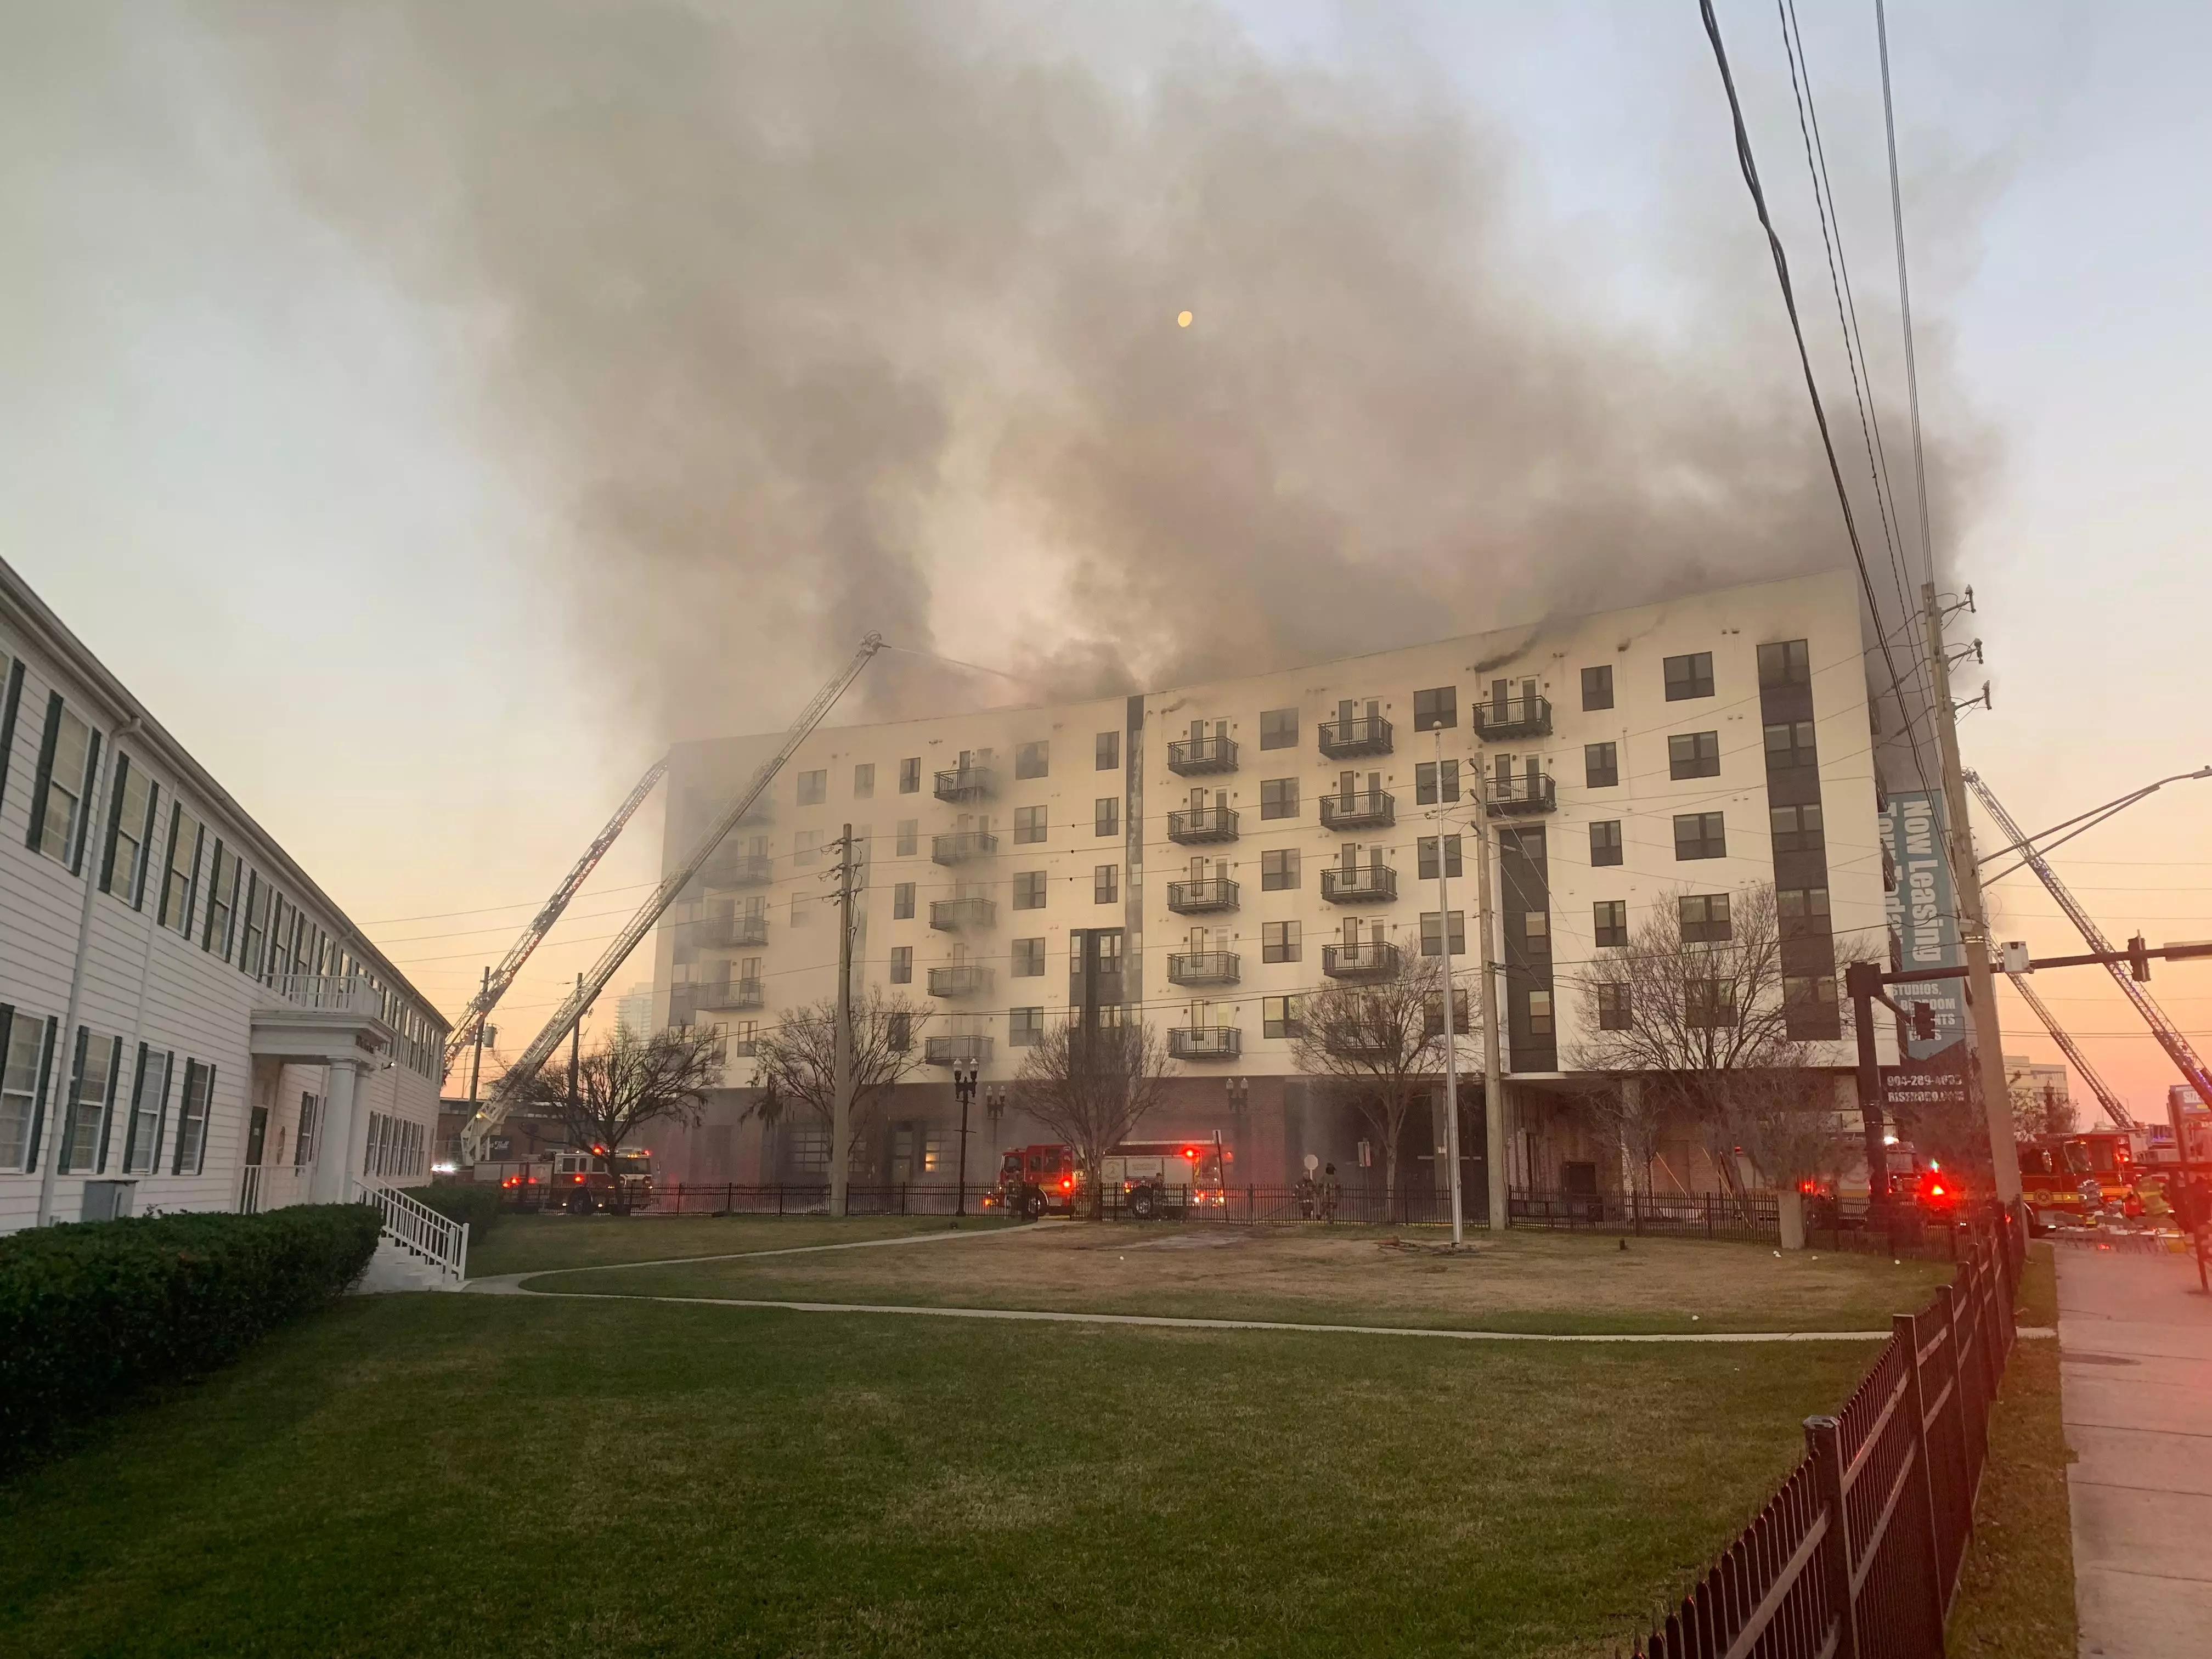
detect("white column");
top-left (310, 1058), bottom-right (364, 1203)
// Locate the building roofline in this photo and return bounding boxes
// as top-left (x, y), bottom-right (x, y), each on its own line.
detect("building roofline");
top-left (0, 554), bottom-right (451, 1032)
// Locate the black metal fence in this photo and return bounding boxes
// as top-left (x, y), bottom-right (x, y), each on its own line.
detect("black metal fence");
top-left (1631, 1214), bottom-right (2026, 1658)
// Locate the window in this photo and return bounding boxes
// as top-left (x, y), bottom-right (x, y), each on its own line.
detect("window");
top-left (1260, 777), bottom-right (1299, 820)
top-left (239, 876), bottom-right (270, 977)
top-left (1017, 740), bottom-right (1049, 780)
top-left (30, 697), bottom-right (98, 867)
top-left (893, 882), bottom-right (916, 920)
top-left (171, 1059), bottom-right (214, 1174)
top-left (1674, 811), bottom-right (1726, 860)
top-left (160, 808), bottom-right (202, 936)
top-left (1523, 910), bottom-right (1549, 953)
top-left (896, 819), bottom-right (918, 857)
top-left (1417, 836), bottom-right (1463, 881)
top-left (1413, 760), bottom-right (1459, 805)
top-left (1770, 802), bottom-right (1825, 854)
top-left (1589, 820), bottom-right (1623, 867)
top-left (101, 756), bottom-right (157, 905)
top-left (1527, 989), bottom-right (1554, 1037)
top-left (885, 1013), bottom-right (911, 1053)
top-left (790, 890), bottom-right (810, 925)
top-left (1668, 731), bottom-right (1721, 780)
top-left (1593, 901), bottom-right (1628, 947)
top-left (1014, 805), bottom-right (1047, 844)
top-left (1009, 1006), bottom-right (1046, 1047)
top-left (1758, 639), bottom-right (1812, 688)
top-left (1414, 686), bottom-right (1457, 731)
top-left (1263, 995), bottom-right (1305, 1039)
top-left (1093, 798), bottom-right (1119, 837)
top-left (899, 758), bottom-right (921, 793)
top-left (1013, 871), bottom-right (1047, 910)
top-left (1094, 865), bottom-right (1118, 904)
top-left (1263, 921), bottom-right (1300, 963)
top-left (890, 946), bottom-right (913, 984)
top-left (1584, 742), bottom-right (1618, 788)
top-left (1764, 720), bottom-right (1818, 770)
top-left (853, 763), bottom-right (876, 799)
top-left (1595, 981), bottom-right (1632, 1031)
top-left (1685, 979), bottom-right (1736, 1029)
top-left (202, 842), bottom-right (241, 958)
top-left (1581, 665), bottom-right (1614, 711)
top-left (1096, 730), bottom-right (1120, 771)
top-left (61, 1029), bottom-right (120, 1173)
top-left (1778, 887), bottom-right (1831, 933)
top-left (1012, 938), bottom-right (1046, 977)
top-left (795, 829), bottom-right (821, 866)
top-left (1, 1008), bottom-right (49, 1173)
top-left (1260, 707), bottom-right (1298, 749)
top-left (292, 1092), bottom-right (320, 1167)
top-left (1679, 893), bottom-right (1732, 943)
top-left (1261, 848), bottom-right (1300, 890)
top-left (797, 769), bottom-right (827, 805)
top-left (1784, 974), bottom-right (1839, 1023)
top-left (1420, 911), bottom-right (1468, 956)
top-left (1664, 651), bottom-right (1715, 700)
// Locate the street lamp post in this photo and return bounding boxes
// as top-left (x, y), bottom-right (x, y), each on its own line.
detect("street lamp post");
top-left (953, 1064), bottom-right (979, 1215)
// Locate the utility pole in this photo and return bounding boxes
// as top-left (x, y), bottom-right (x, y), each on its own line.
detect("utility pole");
top-left (1923, 582), bottom-right (2022, 1204)
top-left (1474, 809), bottom-right (1508, 1233)
top-left (466, 965), bottom-right (490, 1108)
top-left (1434, 732), bottom-right (1465, 1246)
top-left (831, 823), bottom-right (856, 1219)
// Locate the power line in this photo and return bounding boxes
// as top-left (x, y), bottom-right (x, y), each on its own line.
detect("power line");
top-left (1875, 0), bottom-right (1938, 593)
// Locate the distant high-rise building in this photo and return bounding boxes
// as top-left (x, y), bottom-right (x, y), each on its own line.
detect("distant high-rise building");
top-left (616, 981), bottom-right (656, 1039)
top-left (2005, 1055), bottom-right (2073, 1135)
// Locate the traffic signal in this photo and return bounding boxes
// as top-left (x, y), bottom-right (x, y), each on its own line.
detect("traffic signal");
top-left (1911, 1002), bottom-right (1936, 1041)
top-left (2129, 934), bottom-right (2152, 983)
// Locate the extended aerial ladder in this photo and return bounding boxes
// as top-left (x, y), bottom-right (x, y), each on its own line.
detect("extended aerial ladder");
top-left (1964, 769), bottom-right (2212, 1118)
top-left (440, 758), bottom-right (670, 1081)
top-left (2003, 971), bottom-right (2133, 1131)
top-left (458, 634), bottom-right (885, 1165)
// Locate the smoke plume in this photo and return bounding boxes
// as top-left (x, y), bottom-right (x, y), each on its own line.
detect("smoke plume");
top-left (205, 0), bottom-right (1974, 732)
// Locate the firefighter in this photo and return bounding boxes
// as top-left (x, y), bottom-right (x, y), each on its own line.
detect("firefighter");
top-left (1295, 1170), bottom-right (1316, 1220)
top-left (1318, 1163), bottom-right (1342, 1223)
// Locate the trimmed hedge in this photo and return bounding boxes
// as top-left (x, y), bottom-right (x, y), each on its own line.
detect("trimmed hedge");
top-left (0, 1204), bottom-right (379, 1475)
top-left (413, 1181), bottom-right (504, 1234)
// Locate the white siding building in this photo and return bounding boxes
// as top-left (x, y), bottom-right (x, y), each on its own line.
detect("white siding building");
top-left (0, 556), bottom-right (448, 1232)
top-left (650, 567), bottom-right (1896, 1205)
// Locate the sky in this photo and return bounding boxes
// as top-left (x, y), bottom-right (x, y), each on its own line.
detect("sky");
top-left (3, 1), bottom-right (2209, 1118)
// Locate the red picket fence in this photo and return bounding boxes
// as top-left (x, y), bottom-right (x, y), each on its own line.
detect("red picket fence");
top-left (1633, 1212), bottom-right (2026, 1658)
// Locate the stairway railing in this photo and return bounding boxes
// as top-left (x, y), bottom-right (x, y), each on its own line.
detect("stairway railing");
top-left (351, 1176), bottom-right (469, 1285)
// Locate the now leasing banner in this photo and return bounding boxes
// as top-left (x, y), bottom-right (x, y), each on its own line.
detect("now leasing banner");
top-left (1881, 791), bottom-right (1972, 1111)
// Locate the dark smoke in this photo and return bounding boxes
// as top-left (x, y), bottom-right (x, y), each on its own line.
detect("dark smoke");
top-left (205, 0), bottom-right (1972, 732)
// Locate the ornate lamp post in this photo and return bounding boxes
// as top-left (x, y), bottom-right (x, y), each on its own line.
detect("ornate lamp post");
top-left (953, 1064), bottom-right (979, 1215)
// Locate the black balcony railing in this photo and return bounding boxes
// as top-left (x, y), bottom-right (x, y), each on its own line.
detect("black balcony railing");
top-left (701, 851), bottom-right (774, 888)
top-left (924, 1034), bottom-right (993, 1065)
top-left (686, 977), bottom-right (764, 1013)
top-left (1165, 735), bottom-right (1238, 775)
top-left (1483, 770), bottom-right (1558, 816)
top-left (1166, 950), bottom-right (1240, 986)
top-left (928, 896), bottom-right (997, 932)
top-left (1318, 713), bottom-right (1393, 758)
top-left (1321, 864), bottom-right (1398, 904)
top-left (1474, 695), bottom-right (1553, 740)
top-left (1322, 940), bottom-right (1401, 980)
top-left (1165, 877), bottom-right (1239, 913)
top-left (927, 963), bottom-right (992, 998)
top-left (1169, 1026), bottom-right (1242, 1060)
top-left (702, 914), bottom-right (769, 949)
top-left (932, 830), bottom-right (999, 864)
top-left (1166, 806), bottom-right (1239, 844)
top-left (1318, 788), bottom-right (1394, 831)
top-left (933, 764), bottom-right (994, 803)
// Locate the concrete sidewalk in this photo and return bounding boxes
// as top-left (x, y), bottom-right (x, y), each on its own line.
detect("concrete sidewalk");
top-left (2058, 1242), bottom-right (2212, 1657)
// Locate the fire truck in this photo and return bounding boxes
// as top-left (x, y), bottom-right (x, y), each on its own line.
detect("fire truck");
top-left (989, 1144), bottom-right (1079, 1218)
top-left (499, 1146), bottom-right (655, 1213)
top-left (987, 1139), bottom-right (1230, 1220)
top-left (2018, 1128), bottom-right (2140, 1227)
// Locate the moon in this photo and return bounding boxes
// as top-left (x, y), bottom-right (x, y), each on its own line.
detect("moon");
top-left (1177, 310), bottom-right (1193, 328)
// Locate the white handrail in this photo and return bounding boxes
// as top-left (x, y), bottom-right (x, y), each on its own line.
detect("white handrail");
top-left (351, 1176), bottom-right (470, 1285)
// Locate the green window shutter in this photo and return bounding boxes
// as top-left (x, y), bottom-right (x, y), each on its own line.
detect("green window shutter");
top-left (94, 1034), bottom-right (123, 1172)
top-left (25, 692), bottom-right (61, 854)
top-left (100, 754), bottom-right (131, 892)
top-left (70, 729), bottom-right (100, 874)
top-left (0, 659), bottom-right (23, 813)
top-left (58, 1025), bottom-right (88, 1173)
top-left (24, 1017), bottom-right (57, 1171)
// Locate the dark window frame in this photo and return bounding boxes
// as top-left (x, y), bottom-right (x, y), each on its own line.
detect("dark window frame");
top-left (1663, 651), bottom-right (1716, 700)
top-left (1589, 820), bottom-right (1624, 867)
top-left (1259, 708), bottom-right (1298, 750)
top-left (1413, 686), bottom-right (1458, 732)
top-left (1584, 742), bottom-right (1619, 789)
top-left (1593, 900), bottom-right (1628, 948)
top-left (1668, 730), bottom-right (1722, 780)
top-left (1581, 665), bottom-right (1614, 710)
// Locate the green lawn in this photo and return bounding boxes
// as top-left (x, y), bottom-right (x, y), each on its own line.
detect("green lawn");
top-left (1, 1290), bottom-right (1877, 1658)
top-left (467, 1212), bottom-right (1007, 1277)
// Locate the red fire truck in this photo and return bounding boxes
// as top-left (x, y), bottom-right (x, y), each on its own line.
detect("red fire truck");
top-left (988, 1144), bottom-right (1079, 1218)
top-left (987, 1139), bottom-right (1231, 1220)
top-left (499, 1146), bottom-right (655, 1214)
top-left (2019, 1129), bottom-right (2140, 1227)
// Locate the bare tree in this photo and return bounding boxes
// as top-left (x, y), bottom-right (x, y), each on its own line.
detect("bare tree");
top-left (515, 1024), bottom-right (727, 1208)
top-left (1014, 1019), bottom-right (1175, 1217)
top-left (748, 989), bottom-right (933, 1177)
top-left (1289, 949), bottom-right (1457, 1222)
top-left (1568, 1077), bottom-right (1673, 1209)
top-left (1725, 1068), bottom-right (1844, 1248)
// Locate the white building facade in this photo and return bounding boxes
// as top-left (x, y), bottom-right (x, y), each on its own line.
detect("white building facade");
top-left (0, 557), bottom-right (447, 1232)
top-left (652, 567), bottom-right (1891, 1204)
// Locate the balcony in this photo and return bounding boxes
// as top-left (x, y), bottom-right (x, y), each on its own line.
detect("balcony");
top-left (928, 963), bottom-right (994, 999)
top-left (699, 850), bottom-right (774, 888)
top-left (1483, 769), bottom-right (1558, 817)
top-left (1166, 806), bottom-right (1239, 844)
top-left (1321, 864), bottom-right (1398, 904)
top-left (934, 763), bottom-right (994, 803)
top-left (1322, 940), bottom-right (1401, 980)
top-left (932, 830), bottom-right (999, 865)
top-left (701, 913), bottom-right (769, 949)
top-left (1319, 788), bottom-right (1395, 831)
top-left (1166, 950), bottom-right (1240, 987)
top-left (1165, 877), bottom-right (1239, 914)
top-left (1166, 734), bottom-right (1238, 775)
top-left (689, 977), bottom-right (765, 1013)
top-left (929, 896), bottom-right (997, 932)
top-left (1318, 713), bottom-right (1393, 758)
top-left (1475, 694), bottom-right (1553, 741)
top-left (925, 1034), bottom-right (994, 1066)
top-left (1169, 1026), bottom-right (1242, 1061)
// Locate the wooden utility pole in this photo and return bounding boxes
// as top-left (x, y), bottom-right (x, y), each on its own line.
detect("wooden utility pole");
top-left (1474, 811), bottom-right (1508, 1233)
top-left (466, 965), bottom-right (490, 1108)
top-left (831, 824), bottom-right (856, 1218)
